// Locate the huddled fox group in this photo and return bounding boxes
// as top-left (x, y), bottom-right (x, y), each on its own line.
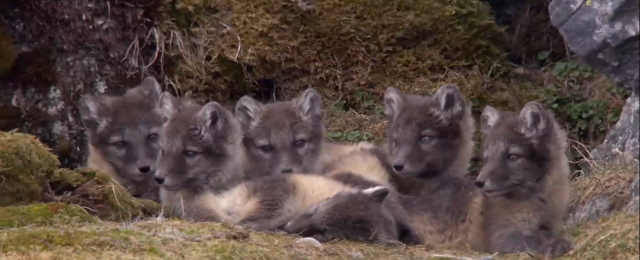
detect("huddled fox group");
top-left (78, 76), bottom-right (573, 258)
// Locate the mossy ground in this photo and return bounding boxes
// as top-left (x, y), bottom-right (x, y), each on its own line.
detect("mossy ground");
top-left (0, 210), bottom-right (637, 259)
top-left (0, 203), bottom-right (97, 228)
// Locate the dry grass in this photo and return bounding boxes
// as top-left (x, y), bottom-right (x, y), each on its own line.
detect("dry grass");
top-left (568, 142), bottom-right (638, 211)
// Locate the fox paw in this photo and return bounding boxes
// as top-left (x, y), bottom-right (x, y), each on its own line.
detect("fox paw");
top-left (547, 237), bottom-right (573, 258)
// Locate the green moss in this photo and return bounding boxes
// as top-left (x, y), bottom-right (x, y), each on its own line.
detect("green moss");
top-left (0, 131), bottom-right (60, 206)
top-left (159, 0), bottom-right (506, 104)
top-left (50, 168), bottom-right (89, 187)
top-left (0, 203), bottom-right (97, 228)
top-left (0, 26), bottom-right (17, 75)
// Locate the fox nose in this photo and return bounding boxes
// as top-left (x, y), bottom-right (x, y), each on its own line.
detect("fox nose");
top-left (392, 164), bottom-right (404, 172)
top-left (154, 177), bottom-right (165, 185)
top-left (138, 166), bottom-right (151, 173)
top-left (474, 180), bottom-right (485, 189)
top-left (281, 168), bottom-right (294, 174)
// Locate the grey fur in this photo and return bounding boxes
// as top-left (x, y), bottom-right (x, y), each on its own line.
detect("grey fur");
top-left (383, 84), bottom-right (474, 179)
top-left (235, 88), bottom-right (326, 177)
top-left (155, 93), bottom-right (245, 194)
top-left (78, 76), bottom-right (164, 202)
top-left (475, 102), bottom-right (573, 258)
top-left (283, 187), bottom-right (405, 245)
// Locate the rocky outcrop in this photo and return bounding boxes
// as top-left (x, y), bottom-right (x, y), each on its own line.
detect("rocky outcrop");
top-left (549, 0), bottom-right (639, 164)
top-left (549, 0), bottom-right (639, 91)
top-left (0, 0), bottom-right (163, 168)
top-left (592, 92), bottom-right (639, 163)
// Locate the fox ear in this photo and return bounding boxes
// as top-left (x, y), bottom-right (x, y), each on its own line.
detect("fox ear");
top-left (199, 101), bottom-right (229, 135)
top-left (433, 84), bottom-right (466, 121)
top-left (362, 186), bottom-right (389, 204)
top-left (158, 91), bottom-right (178, 120)
top-left (129, 76), bottom-right (162, 103)
top-left (519, 102), bottom-right (554, 139)
top-left (235, 96), bottom-right (264, 131)
top-left (295, 88), bottom-right (323, 122)
top-left (78, 95), bottom-right (111, 134)
top-left (481, 106), bottom-right (500, 135)
top-left (384, 87), bottom-right (404, 121)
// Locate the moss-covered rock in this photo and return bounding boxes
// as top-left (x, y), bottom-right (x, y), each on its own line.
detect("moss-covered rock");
top-left (56, 168), bottom-right (162, 222)
top-left (159, 0), bottom-right (507, 105)
top-left (0, 202), bottom-right (97, 228)
top-left (0, 131), bottom-right (60, 206)
top-left (0, 131), bottom-right (160, 221)
top-left (0, 25), bottom-right (17, 75)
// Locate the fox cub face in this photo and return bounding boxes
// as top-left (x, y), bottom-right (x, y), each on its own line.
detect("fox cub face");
top-left (154, 93), bottom-right (244, 192)
top-left (476, 102), bottom-right (561, 198)
top-left (79, 76), bottom-right (165, 182)
top-left (283, 186), bottom-right (398, 244)
top-left (235, 88), bottom-right (325, 177)
top-left (384, 84), bottom-right (470, 178)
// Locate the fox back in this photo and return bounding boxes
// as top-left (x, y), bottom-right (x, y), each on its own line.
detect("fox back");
top-left (79, 76), bottom-right (165, 201)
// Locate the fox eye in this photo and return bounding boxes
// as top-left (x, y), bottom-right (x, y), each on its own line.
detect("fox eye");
top-left (148, 133), bottom-right (159, 142)
top-left (507, 154), bottom-right (521, 161)
top-left (294, 140), bottom-right (307, 148)
top-left (420, 136), bottom-right (434, 144)
top-left (259, 145), bottom-right (274, 153)
top-left (112, 141), bottom-right (126, 149)
top-left (183, 150), bottom-right (199, 158)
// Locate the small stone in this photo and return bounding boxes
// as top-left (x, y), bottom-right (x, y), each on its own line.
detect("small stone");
top-left (296, 237), bottom-right (323, 249)
top-left (352, 252), bottom-right (364, 259)
top-left (568, 195), bottom-right (612, 226)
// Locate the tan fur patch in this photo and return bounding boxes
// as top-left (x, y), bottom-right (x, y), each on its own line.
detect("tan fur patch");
top-left (211, 184), bottom-right (261, 224)
top-left (87, 144), bottom-right (119, 182)
top-left (326, 148), bottom-right (392, 186)
top-left (317, 141), bottom-right (374, 171)
top-left (285, 174), bottom-right (355, 215)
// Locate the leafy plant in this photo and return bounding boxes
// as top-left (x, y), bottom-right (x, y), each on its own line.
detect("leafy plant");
top-left (552, 62), bottom-right (594, 81)
top-left (541, 85), bottom-right (620, 143)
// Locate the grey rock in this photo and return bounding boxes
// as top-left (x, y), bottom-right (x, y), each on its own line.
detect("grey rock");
top-left (626, 173), bottom-right (639, 213)
top-left (567, 195), bottom-right (612, 226)
top-left (592, 92), bottom-right (640, 164)
top-left (549, 0), bottom-right (639, 90)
